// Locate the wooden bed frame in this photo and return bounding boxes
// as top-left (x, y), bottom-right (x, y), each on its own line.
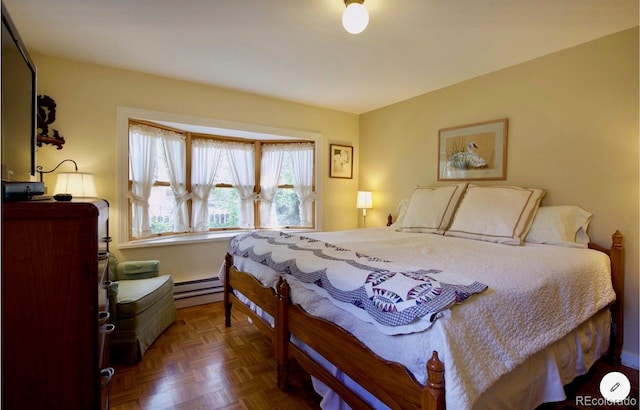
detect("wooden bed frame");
top-left (223, 230), bottom-right (624, 410)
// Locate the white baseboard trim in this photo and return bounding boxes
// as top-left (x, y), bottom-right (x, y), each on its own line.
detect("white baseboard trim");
top-left (174, 277), bottom-right (223, 309)
top-left (621, 351), bottom-right (639, 370)
top-left (175, 292), bottom-right (223, 309)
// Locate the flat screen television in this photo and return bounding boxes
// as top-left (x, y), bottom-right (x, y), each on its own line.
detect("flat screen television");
top-left (1, 3), bottom-right (37, 182)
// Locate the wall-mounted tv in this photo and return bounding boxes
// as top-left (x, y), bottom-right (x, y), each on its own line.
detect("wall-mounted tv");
top-left (1, 3), bottom-right (37, 182)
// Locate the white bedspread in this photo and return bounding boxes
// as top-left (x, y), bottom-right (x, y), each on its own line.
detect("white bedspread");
top-left (226, 228), bottom-right (616, 409)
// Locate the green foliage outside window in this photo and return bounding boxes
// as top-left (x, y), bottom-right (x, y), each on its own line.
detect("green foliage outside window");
top-left (209, 188), bottom-right (240, 228)
top-left (150, 216), bottom-right (173, 234)
top-left (276, 188), bottom-right (301, 227)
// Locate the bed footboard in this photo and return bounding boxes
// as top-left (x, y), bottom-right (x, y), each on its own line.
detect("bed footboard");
top-left (276, 279), bottom-right (445, 410)
top-left (224, 253), bottom-right (278, 344)
top-left (224, 252), bottom-right (445, 409)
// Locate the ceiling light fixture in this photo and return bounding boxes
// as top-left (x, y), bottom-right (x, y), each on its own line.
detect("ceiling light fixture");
top-left (342, 0), bottom-right (369, 34)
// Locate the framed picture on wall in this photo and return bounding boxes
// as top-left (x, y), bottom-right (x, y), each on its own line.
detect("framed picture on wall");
top-left (438, 118), bottom-right (508, 181)
top-left (330, 144), bottom-right (353, 179)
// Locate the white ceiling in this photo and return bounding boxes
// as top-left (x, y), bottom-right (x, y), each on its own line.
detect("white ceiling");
top-left (3, 0), bottom-right (638, 114)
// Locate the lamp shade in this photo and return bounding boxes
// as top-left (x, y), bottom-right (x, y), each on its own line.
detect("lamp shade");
top-left (356, 190), bottom-right (373, 209)
top-left (342, 2), bottom-right (369, 34)
top-left (54, 172), bottom-right (98, 197)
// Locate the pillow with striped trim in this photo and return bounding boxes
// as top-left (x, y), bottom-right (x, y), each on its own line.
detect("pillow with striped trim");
top-left (399, 183), bottom-right (468, 234)
top-left (445, 185), bottom-right (545, 245)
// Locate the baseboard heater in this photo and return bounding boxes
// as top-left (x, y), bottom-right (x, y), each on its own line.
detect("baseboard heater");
top-left (173, 277), bottom-right (223, 308)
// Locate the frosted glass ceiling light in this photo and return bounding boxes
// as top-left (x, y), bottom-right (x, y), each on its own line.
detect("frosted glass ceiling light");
top-left (342, 0), bottom-right (369, 34)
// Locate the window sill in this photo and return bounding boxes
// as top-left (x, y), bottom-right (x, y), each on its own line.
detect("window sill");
top-left (118, 229), bottom-right (316, 250)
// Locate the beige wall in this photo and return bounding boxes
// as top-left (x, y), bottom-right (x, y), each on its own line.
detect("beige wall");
top-left (359, 27), bottom-right (639, 365)
top-left (33, 27), bottom-right (638, 365)
top-left (33, 54), bottom-right (360, 283)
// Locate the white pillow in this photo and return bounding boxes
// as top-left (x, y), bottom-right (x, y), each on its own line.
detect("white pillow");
top-left (445, 185), bottom-right (546, 245)
top-left (525, 205), bottom-right (592, 248)
top-left (400, 183), bottom-right (468, 234)
top-left (389, 198), bottom-right (410, 228)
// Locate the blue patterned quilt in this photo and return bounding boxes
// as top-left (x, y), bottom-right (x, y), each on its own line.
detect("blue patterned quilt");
top-left (228, 231), bottom-right (488, 327)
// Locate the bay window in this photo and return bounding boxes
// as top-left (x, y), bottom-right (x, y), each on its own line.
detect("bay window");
top-left (127, 120), bottom-right (316, 240)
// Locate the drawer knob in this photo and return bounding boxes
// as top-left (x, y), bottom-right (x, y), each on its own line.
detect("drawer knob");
top-left (100, 367), bottom-right (115, 388)
top-left (98, 311), bottom-right (110, 325)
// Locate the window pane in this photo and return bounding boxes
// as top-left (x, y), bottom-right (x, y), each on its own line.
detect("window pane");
top-left (214, 150), bottom-right (233, 184)
top-left (148, 185), bottom-right (176, 234)
top-left (209, 187), bottom-right (240, 228)
top-left (278, 152), bottom-right (294, 185)
top-left (275, 188), bottom-right (301, 226)
top-left (143, 138), bottom-right (173, 182)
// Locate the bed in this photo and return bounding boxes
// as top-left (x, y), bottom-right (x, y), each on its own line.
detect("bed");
top-left (221, 184), bottom-right (625, 410)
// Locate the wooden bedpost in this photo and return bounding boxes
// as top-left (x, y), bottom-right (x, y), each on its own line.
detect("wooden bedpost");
top-left (422, 351), bottom-right (445, 410)
top-left (224, 253), bottom-right (233, 328)
top-left (590, 230), bottom-right (625, 365)
top-left (609, 230), bottom-right (624, 365)
top-left (276, 277), bottom-right (291, 391)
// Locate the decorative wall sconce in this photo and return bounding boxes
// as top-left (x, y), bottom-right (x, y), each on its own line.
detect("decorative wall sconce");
top-left (37, 94), bottom-right (65, 150)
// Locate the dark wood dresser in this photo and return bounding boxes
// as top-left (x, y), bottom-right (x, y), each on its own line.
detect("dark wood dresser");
top-left (1, 199), bottom-right (114, 410)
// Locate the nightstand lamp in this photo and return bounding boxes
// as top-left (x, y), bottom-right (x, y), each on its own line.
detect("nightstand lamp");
top-left (356, 190), bottom-right (373, 228)
top-left (36, 158), bottom-right (98, 200)
top-left (54, 171), bottom-right (98, 198)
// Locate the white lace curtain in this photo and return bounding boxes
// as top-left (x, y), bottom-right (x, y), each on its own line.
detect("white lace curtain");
top-left (129, 124), bottom-right (313, 235)
top-left (259, 145), bottom-right (284, 228)
top-left (289, 143), bottom-right (316, 226)
top-left (260, 143), bottom-right (315, 227)
top-left (226, 142), bottom-right (257, 228)
top-left (161, 133), bottom-right (190, 232)
top-left (129, 124), bottom-right (157, 238)
top-left (129, 123), bottom-right (188, 236)
top-left (191, 139), bottom-right (224, 232)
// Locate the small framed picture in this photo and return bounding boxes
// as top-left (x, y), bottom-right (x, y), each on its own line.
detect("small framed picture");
top-left (438, 118), bottom-right (508, 181)
top-left (330, 144), bottom-right (353, 179)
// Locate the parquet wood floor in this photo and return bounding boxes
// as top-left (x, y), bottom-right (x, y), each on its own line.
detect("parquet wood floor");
top-left (110, 302), bottom-right (638, 410)
top-left (109, 302), bottom-right (321, 410)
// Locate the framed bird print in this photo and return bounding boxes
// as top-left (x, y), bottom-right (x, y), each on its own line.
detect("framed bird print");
top-left (330, 144), bottom-right (353, 179)
top-left (438, 118), bottom-right (508, 181)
